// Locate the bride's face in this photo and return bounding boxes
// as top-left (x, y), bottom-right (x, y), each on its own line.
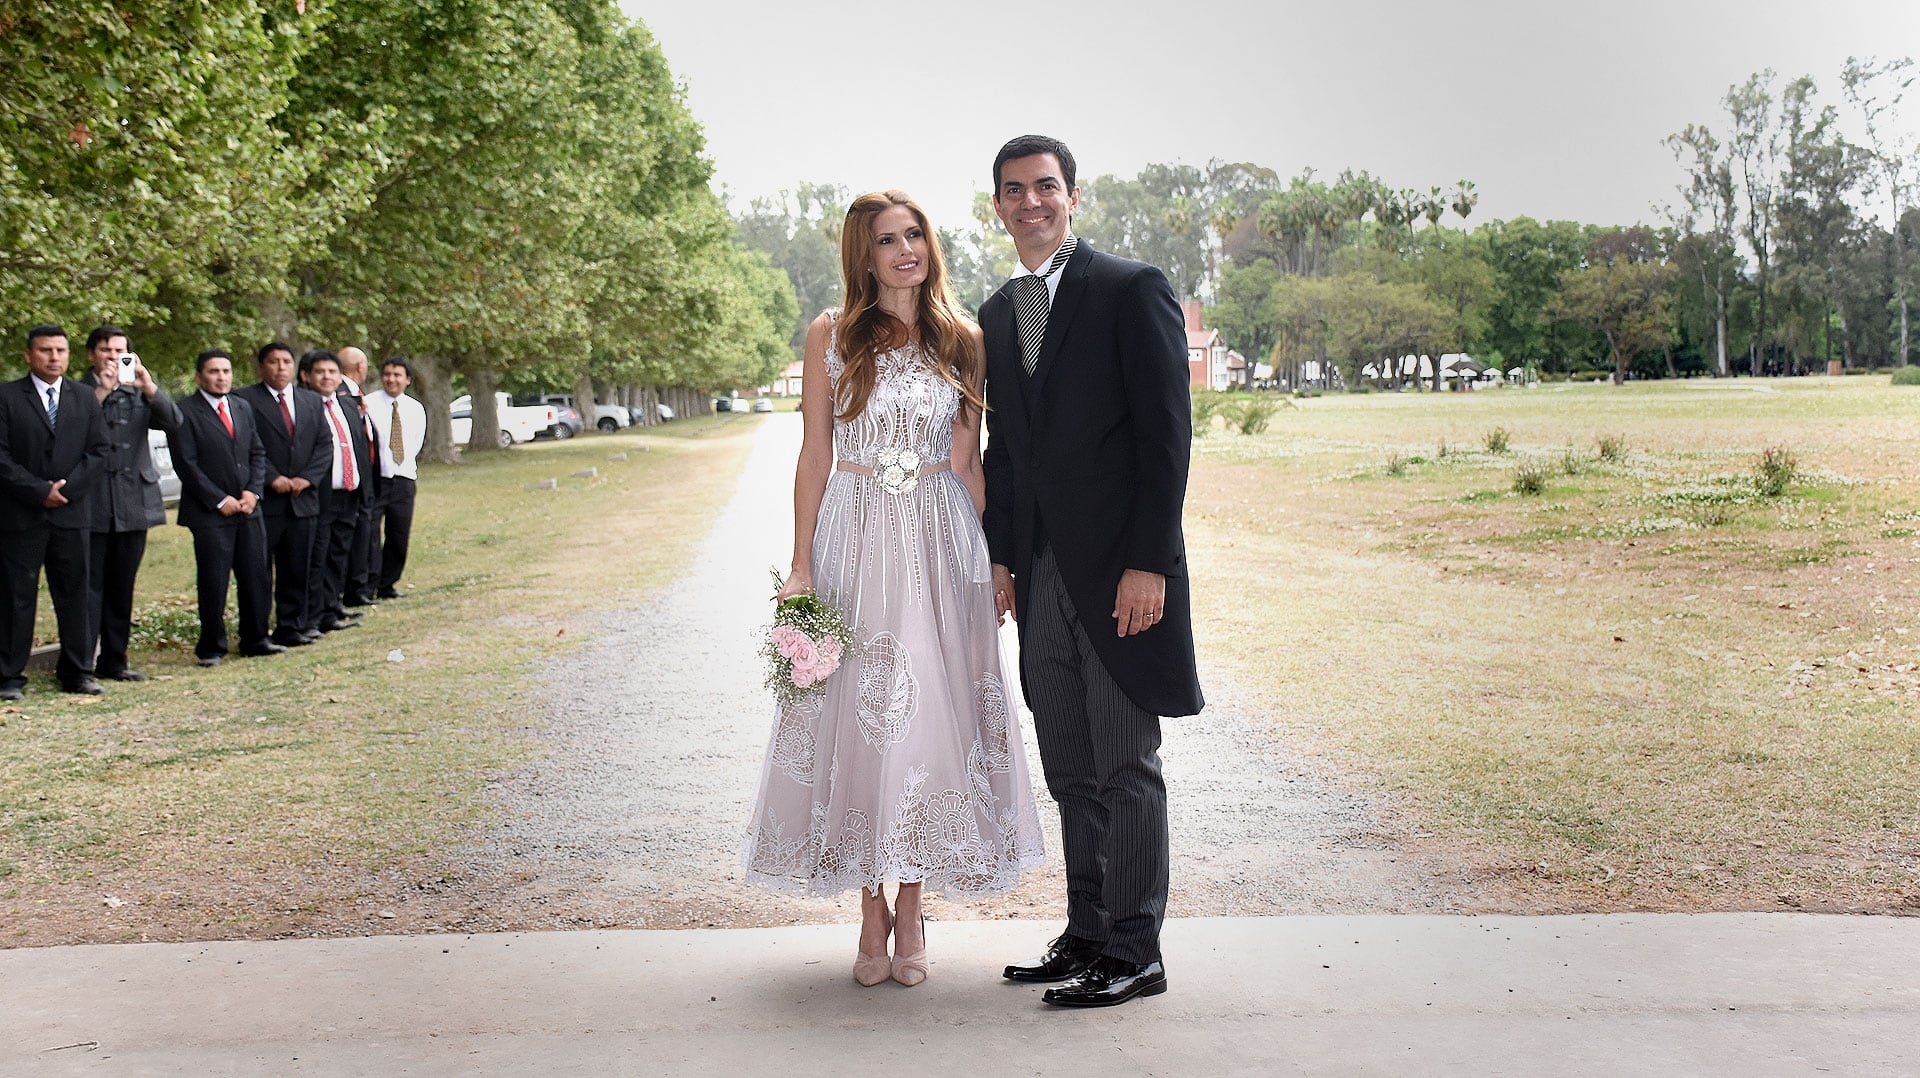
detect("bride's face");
top-left (868, 204), bottom-right (930, 292)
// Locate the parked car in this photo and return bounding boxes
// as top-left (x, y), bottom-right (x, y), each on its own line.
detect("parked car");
top-left (449, 393), bottom-right (548, 447)
top-left (539, 393), bottom-right (638, 433)
top-left (751, 398), bottom-right (774, 413)
top-left (655, 402), bottom-right (674, 422)
top-left (521, 398), bottom-right (582, 440)
top-left (150, 429), bottom-right (180, 506)
top-left (713, 396), bottom-right (733, 412)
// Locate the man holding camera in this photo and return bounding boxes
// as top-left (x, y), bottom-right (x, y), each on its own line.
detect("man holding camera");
top-left (80, 325), bottom-right (182, 682)
top-left (0, 325), bottom-right (111, 699)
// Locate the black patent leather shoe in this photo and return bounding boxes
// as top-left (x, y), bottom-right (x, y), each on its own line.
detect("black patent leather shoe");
top-left (62, 677), bottom-right (106, 696)
top-left (376, 588), bottom-right (405, 600)
top-left (1004, 933), bottom-right (1105, 983)
top-left (1041, 956), bottom-right (1167, 1008)
top-left (239, 642), bottom-right (289, 657)
top-left (103, 669), bottom-right (148, 682)
top-left (319, 616), bottom-right (360, 632)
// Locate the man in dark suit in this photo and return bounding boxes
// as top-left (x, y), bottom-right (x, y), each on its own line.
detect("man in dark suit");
top-left (336, 346), bottom-right (382, 607)
top-left (0, 325), bottom-right (111, 698)
top-left (980, 136), bottom-right (1204, 1008)
top-left (234, 342), bottom-right (331, 647)
top-left (300, 350), bottom-right (366, 634)
top-left (80, 324), bottom-right (182, 682)
top-left (174, 349), bottom-right (280, 667)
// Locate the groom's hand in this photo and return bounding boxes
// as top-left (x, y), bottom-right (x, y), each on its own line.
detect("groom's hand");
top-left (1113, 569), bottom-right (1166, 637)
top-left (992, 564), bottom-right (1017, 625)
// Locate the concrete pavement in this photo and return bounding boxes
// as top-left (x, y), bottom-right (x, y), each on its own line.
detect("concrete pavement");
top-left (5, 914), bottom-right (1918, 1075)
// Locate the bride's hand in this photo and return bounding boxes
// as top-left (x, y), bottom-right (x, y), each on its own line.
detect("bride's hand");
top-left (775, 569), bottom-right (813, 602)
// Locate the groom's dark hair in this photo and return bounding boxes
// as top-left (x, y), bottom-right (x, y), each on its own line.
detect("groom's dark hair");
top-left (993, 135), bottom-right (1077, 193)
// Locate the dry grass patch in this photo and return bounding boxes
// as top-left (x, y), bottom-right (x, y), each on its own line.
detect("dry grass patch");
top-left (0, 417), bottom-right (759, 945)
top-left (1188, 378), bottom-right (1920, 912)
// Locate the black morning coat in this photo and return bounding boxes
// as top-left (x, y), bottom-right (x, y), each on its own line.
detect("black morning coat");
top-left (0, 375), bottom-right (109, 531)
top-left (234, 382), bottom-right (331, 519)
top-left (980, 241), bottom-right (1205, 718)
top-left (173, 391), bottom-right (268, 530)
top-left (80, 372), bottom-right (183, 533)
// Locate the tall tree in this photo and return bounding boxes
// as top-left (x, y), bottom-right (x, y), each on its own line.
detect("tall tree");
top-left (1728, 71), bottom-right (1783, 376)
top-left (1842, 55), bottom-right (1917, 366)
top-left (1549, 228), bottom-right (1678, 383)
top-left (1665, 124), bottom-right (1742, 376)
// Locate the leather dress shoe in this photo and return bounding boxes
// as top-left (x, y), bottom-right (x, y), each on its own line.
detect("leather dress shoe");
top-left (1004, 933), bottom-right (1105, 983)
top-left (196, 655), bottom-right (223, 668)
top-left (62, 677), bottom-right (106, 696)
top-left (1041, 956), bottom-right (1167, 1008)
top-left (319, 615), bottom-right (360, 632)
top-left (300, 628), bottom-right (324, 643)
top-left (1, 685), bottom-right (25, 701)
top-left (343, 593), bottom-right (376, 608)
top-left (239, 642), bottom-right (289, 657)
top-left (376, 588), bottom-right (405, 599)
top-left (102, 669), bottom-right (148, 682)
top-left (272, 631), bottom-right (314, 648)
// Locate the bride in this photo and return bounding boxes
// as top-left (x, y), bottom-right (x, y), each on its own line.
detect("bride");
top-left (742, 190), bottom-right (1045, 987)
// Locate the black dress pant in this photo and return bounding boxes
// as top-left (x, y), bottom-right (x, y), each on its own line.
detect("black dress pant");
top-left (190, 517), bottom-right (271, 660)
top-left (310, 490), bottom-right (360, 622)
top-left (0, 524), bottom-right (93, 689)
top-left (376, 476), bottom-right (416, 592)
top-left (87, 527), bottom-right (148, 677)
top-left (261, 510), bottom-right (316, 639)
top-left (345, 477), bottom-right (380, 603)
top-left (1020, 547), bottom-right (1169, 965)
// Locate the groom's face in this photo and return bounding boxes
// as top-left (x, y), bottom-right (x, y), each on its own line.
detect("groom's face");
top-left (993, 153), bottom-right (1078, 259)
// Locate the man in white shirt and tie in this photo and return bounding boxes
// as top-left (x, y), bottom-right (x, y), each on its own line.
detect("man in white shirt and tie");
top-left (299, 350), bottom-right (366, 634)
top-left (0, 325), bottom-right (110, 698)
top-left (362, 356), bottom-right (426, 599)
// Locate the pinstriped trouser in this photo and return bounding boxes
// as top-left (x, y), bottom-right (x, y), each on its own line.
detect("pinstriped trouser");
top-left (1021, 547), bottom-right (1168, 964)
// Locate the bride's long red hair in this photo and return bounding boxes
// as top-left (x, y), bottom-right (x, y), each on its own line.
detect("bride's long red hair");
top-left (833, 190), bottom-right (985, 422)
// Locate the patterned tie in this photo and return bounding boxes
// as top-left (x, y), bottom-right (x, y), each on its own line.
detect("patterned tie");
top-left (276, 390), bottom-right (294, 436)
top-left (45, 385), bottom-right (58, 431)
top-left (327, 400), bottom-right (356, 491)
top-left (390, 401), bottom-right (405, 465)
top-left (216, 397), bottom-right (234, 438)
top-left (1014, 236), bottom-right (1077, 376)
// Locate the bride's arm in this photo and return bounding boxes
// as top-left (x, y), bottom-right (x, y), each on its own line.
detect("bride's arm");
top-left (949, 324), bottom-right (988, 518)
top-left (777, 313), bottom-right (836, 601)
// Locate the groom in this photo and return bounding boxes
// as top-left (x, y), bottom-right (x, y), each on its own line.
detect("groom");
top-left (980, 135), bottom-right (1204, 1008)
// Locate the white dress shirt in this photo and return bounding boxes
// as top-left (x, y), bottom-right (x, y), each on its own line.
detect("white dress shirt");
top-left (1007, 234), bottom-right (1076, 305)
top-left (363, 389), bottom-right (426, 480)
top-left (31, 373), bottom-right (62, 420)
top-left (267, 385), bottom-right (298, 429)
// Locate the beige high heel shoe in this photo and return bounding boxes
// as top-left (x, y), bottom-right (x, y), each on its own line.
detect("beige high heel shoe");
top-left (854, 906), bottom-right (893, 987)
top-left (891, 915), bottom-right (928, 987)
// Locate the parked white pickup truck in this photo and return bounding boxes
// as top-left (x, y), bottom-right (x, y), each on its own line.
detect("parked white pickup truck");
top-left (449, 393), bottom-right (552, 448)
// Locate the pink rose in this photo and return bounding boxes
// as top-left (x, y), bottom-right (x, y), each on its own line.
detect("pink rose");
top-left (814, 636), bottom-right (842, 665)
top-left (790, 662), bottom-right (819, 689)
top-left (771, 625), bottom-right (808, 660)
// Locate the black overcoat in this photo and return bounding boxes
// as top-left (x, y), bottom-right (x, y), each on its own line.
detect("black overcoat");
top-left (980, 242), bottom-right (1204, 717)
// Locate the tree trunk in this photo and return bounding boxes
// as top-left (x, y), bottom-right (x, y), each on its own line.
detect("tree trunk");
top-left (413, 353), bottom-right (458, 464)
top-left (1752, 253), bottom-right (1769, 377)
top-left (468, 368), bottom-right (505, 453)
top-left (1899, 281), bottom-right (1911, 367)
top-left (571, 370), bottom-right (598, 430)
top-left (1664, 342), bottom-right (1677, 379)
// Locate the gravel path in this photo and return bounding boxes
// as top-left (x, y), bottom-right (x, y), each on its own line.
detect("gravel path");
top-left (461, 415), bottom-right (1451, 930)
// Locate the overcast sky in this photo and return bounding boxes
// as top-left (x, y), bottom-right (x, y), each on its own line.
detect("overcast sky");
top-left (623, 0), bottom-right (1920, 234)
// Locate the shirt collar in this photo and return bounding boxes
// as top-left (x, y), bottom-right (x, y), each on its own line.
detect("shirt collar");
top-left (31, 373), bottom-right (61, 395)
top-left (1009, 234), bottom-right (1077, 282)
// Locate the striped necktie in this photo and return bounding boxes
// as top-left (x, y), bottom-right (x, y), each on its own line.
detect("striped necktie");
top-left (1015, 236), bottom-right (1077, 376)
top-left (45, 385), bottom-right (58, 431)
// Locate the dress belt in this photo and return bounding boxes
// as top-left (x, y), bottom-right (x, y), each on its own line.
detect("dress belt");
top-left (835, 459), bottom-right (951, 477)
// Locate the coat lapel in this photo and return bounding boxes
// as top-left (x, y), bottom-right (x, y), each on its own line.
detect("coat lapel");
top-left (984, 281), bottom-right (1031, 434)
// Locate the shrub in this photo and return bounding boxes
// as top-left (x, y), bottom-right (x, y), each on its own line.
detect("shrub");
top-left (1754, 446), bottom-right (1799, 497)
top-left (1561, 444), bottom-right (1584, 475)
top-left (1225, 397), bottom-right (1280, 435)
top-left (1385, 451), bottom-right (1408, 476)
top-left (1191, 393), bottom-right (1224, 438)
top-left (1512, 461), bottom-right (1549, 495)
top-left (1436, 438), bottom-right (1452, 459)
top-left (1892, 366), bottom-right (1920, 385)
top-left (1594, 433), bottom-right (1626, 461)
top-left (1484, 426), bottom-right (1512, 454)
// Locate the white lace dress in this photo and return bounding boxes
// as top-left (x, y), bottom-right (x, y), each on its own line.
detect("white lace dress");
top-left (742, 318), bottom-right (1046, 898)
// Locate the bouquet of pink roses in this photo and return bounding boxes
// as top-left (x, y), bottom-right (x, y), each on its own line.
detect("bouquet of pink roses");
top-left (762, 572), bottom-right (857, 708)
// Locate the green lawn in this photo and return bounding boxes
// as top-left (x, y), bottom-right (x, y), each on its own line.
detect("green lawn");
top-left (0, 416), bottom-right (760, 944)
top-left (1188, 376), bottom-right (1920, 912)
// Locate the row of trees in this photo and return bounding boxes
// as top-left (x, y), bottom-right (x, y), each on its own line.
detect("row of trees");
top-left (740, 60), bottom-right (1914, 388)
top-left (2, 2), bottom-right (795, 458)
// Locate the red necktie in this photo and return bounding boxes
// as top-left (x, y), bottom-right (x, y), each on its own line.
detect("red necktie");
top-left (326, 400), bottom-right (356, 491)
top-left (276, 390), bottom-right (294, 436)
top-left (217, 397), bottom-right (234, 438)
